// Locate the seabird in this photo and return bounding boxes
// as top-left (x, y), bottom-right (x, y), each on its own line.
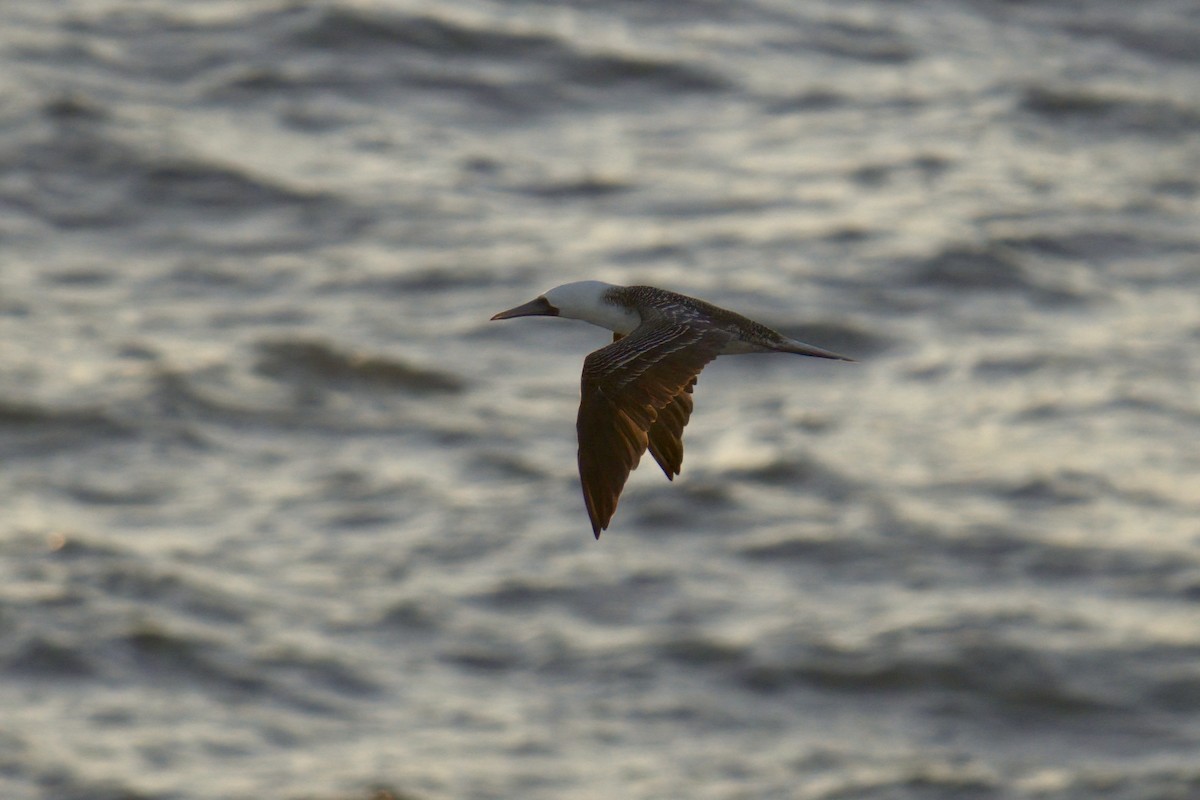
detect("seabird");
top-left (491, 281), bottom-right (853, 538)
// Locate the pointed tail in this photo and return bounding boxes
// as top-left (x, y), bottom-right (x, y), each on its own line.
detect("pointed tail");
top-left (778, 339), bottom-right (856, 361)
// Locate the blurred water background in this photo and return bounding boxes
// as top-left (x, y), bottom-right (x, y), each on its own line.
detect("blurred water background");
top-left (3, 1), bottom-right (1200, 798)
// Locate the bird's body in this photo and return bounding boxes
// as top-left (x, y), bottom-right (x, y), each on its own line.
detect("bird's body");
top-left (491, 281), bottom-right (852, 538)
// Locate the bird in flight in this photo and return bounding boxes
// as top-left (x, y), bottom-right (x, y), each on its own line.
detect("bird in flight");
top-left (492, 281), bottom-right (853, 538)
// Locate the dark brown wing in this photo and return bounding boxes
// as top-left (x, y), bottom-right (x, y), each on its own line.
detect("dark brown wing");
top-left (611, 333), bottom-right (696, 481)
top-left (647, 378), bottom-right (696, 479)
top-left (578, 321), bottom-right (725, 538)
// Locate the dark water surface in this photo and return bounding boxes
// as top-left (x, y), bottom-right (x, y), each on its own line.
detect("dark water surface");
top-left (3, 1), bottom-right (1200, 798)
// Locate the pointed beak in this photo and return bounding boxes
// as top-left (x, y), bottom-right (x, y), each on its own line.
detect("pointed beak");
top-left (490, 296), bottom-right (559, 321)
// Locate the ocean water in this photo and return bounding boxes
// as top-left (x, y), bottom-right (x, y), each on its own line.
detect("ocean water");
top-left (2, 1), bottom-right (1200, 798)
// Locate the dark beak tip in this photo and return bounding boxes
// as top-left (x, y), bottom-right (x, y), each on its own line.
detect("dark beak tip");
top-left (489, 296), bottom-right (557, 322)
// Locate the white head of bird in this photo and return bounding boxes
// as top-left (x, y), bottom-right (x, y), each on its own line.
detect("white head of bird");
top-left (491, 281), bottom-right (640, 335)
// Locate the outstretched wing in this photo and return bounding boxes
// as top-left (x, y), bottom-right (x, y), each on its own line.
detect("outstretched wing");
top-left (647, 377), bottom-right (696, 480)
top-left (612, 332), bottom-right (696, 480)
top-left (578, 321), bottom-right (726, 538)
